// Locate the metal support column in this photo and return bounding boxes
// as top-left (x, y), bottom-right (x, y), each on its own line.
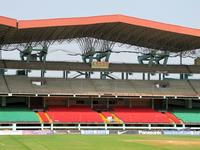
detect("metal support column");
top-left (43, 98), bottom-right (46, 109)
top-left (166, 98), bottom-right (168, 110)
top-left (63, 71), bottom-right (69, 79)
top-left (186, 99), bottom-right (192, 109)
top-left (151, 99), bottom-right (154, 109)
top-left (1, 97), bottom-right (6, 107)
top-left (63, 70), bottom-right (66, 78)
top-left (50, 123), bottom-right (53, 130)
top-left (107, 98), bottom-right (109, 109)
top-left (41, 70), bottom-right (45, 78)
top-left (126, 73), bottom-right (129, 80)
top-left (91, 98), bottom-right (93, 109)
top-left (0, 49), bottom-right (4, 75)
top-left (28, 97), bottom-right (30, 108)
top-left (121, 72), bottom-right (124, 80)
top-left (12, 123), bottom-right (17, 131)
top-left (159, 73), bottom-right (162, 80)
top-left (129, 99), bottom-right (132, 108)
top-left (162, 74), bottom-right (165, 80)
top-left (148, 73), bottom-right (150, 80)
top-left (67, 97), bottom-right (69, 107)
top-left (143, 73), bottom-right (145, 80)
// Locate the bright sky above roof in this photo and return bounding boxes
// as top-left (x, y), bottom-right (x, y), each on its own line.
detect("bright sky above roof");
top-left (1, 0), bottom-right (200, 28)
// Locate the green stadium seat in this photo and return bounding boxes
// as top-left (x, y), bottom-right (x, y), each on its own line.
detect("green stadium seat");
top-left (0, 107), bottom-right (39, 122)
top-left (172, 108), bottom-right (200, 123)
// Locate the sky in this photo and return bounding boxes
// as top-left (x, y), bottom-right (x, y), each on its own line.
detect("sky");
top-left (1, 0), bottom-right (200, 28)
top-left (1, 0), bottom-right (200, 78)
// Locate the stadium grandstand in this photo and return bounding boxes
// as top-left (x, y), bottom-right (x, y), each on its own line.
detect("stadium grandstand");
top-left (1, 14), bottom-right (200, 131)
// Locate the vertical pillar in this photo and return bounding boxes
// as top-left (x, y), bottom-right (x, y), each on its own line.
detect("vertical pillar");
top-left (0, 48), bottom-right (2, 59)
top-left (50, 123), bottom-right (53, 130)
top-left (105, 123), bottom-right (107, 130)
top-left (129, 99), bottom-right (132, 108)
top-left (12, 123), bottom-right (17, 131)
top-left (41, 123), bottom-right (44, 130)
top-left (121, 72), bottom-right (124, 80)
top-left (107, 99), bottom-right (109, 109)
top-left (162, 74), bottom-right (165, 80)
top-left (78, 123), bottom-right (81, 130)
top-left (63, 70), bottom-right (66, 79)
top-left (41, 70), bottom-right (45, 78)
top-left (186, 99), bottom-right (192, 109)
top-left (143, 73), bottom-right (145, 80)
top-left (43, 98), bottom-right (46, 109)
top-left (148, 73), bottom-right (150, 80)
top-left (100, 72), bottom-right (102, 79)
top-left (28, 97), bottom-right (30, 108)
top-left (126, 73), bottom-right (129, 80)
top-left (173, 124), bottom-right (177, 129)
top-left (91, 98), bottom-right (93, 109)
top-left (159, 73), bottom-right (162, 80)
top-left (1, 97), bottom-right (6, 107)
top-left (0, 49), bottom-right (4, 75)
top-left (148, 124), bottom-right (151, 130)
top-left (67, 98), bottom-right (69, 107)
top-left (180, 51), bottom-right (183, 80)
top-left (151, 99), bottom-right (154, 109)
top-left (123, 124), bottom-right (125, 130)
top-left (165, 99), bottom-right (168, 110)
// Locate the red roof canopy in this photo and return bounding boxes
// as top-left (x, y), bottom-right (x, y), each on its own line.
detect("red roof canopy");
top-left (1, 14), bottom-right (200, 52)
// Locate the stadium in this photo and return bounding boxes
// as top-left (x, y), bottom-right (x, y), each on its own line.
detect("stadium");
top-left (1, 14), bottom-right (200, 149)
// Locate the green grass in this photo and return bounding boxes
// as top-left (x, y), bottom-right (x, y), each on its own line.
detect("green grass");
top-left (0, 135), bottom-right (200, 150)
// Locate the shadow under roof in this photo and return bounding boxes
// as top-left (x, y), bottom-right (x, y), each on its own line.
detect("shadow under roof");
top-left (1, 14), bottom-right (200, 52)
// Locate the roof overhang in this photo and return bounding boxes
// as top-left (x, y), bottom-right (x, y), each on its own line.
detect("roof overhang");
top-left (1, 15), bottom-right (200, 52)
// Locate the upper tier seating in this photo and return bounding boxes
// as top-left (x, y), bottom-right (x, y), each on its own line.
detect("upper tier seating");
top-left (2, 76), bottom-right (198, 97)
top-left (0, 107), bottom-right (39, 122)
top-left (113, 107), bottom-right (171, 123)
top-left (172, 108), bottom-right (200, 123)
top-left (47, 106), bottom-right (103, 123)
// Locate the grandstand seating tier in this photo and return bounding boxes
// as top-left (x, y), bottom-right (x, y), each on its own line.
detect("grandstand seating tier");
top-left (113, 107), bottom-right (171, 123)
top-left (1, 76), bottom-right (199, 96)
top-left (38, 112), bottom-right (50, 123)
top-left (172, 108), bottom-right (200, 123)
top-left (47, 106), bottom-right (103, 123)
top-left (0, 107), bottom-right (39, 122)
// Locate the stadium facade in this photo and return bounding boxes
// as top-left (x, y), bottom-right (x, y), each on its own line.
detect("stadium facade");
top-left (1, 15), bottom-right (200, 131)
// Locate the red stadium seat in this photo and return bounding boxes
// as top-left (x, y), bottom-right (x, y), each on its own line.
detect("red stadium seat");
top-left (113, 107), bottom-right (171, 123)
top-left (165, 112), bottom-right (181, 124)
top-left (38, 112), bottom-right (49, 123)
top-left (47, 106), bottom-right (103, 123)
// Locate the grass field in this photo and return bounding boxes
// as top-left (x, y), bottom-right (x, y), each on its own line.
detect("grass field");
top-left (0, 135), bottom-right (200, 150)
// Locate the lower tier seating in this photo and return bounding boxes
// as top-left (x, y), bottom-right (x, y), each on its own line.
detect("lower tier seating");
top-left (101, 112), bottom-right (113, 118)
top-left (172, 108), bottom-right (200, 123)
top-left (0, 107), bottom-right (39, 122)
top-left (38, 112), bottom-right (50, 123)
top-left (165, 112), bottom-right (182, 124)
top-left (47, 106), bottom-right (103, 123)
top-left (113, 107), bottom-right (171, 123)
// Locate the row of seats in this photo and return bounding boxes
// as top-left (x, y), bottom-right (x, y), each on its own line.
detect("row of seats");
top-left (172, 108), bottom-right (200, 123)
top-left (2, 76), bottom-right (199, 96)
top-left (1, 106), bottom-right (200, 124)
top-left (38, 112), bottom-right (50, 123)
top-left (47, 106), bottom-right (103, 123)
top-left (113, 107), bottom-right (171, 123)
top-left (0, 107), bottom-right (39, 122)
